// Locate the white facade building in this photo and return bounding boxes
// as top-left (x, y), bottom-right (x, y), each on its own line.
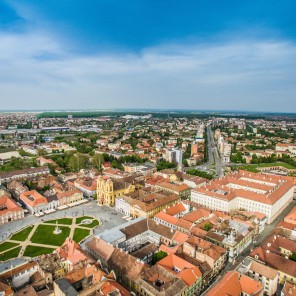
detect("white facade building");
top-left (191, 171), bottom-right (294, 223)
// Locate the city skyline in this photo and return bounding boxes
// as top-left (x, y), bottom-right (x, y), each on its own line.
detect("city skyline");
top-left (0, 0), bottom-right (296, 112)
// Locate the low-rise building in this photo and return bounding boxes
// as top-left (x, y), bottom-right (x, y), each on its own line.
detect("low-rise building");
top-left (156, 253), bottom-right (202, 295)
top-left (181, 236), bottom-right (227, 278)
top-left (0, 167), bottom-right (50, 184)
top-left (115, 190), bottom-right (180, 218)
top-left (246, 259), bottom-right (278, 296)
top-left (57, 190), bottom-right (84, 206)
top-left (137, 264), bottom-right (187, 296)
top-left (123, 163), bottom-right (156, 176)
top-left (55, 238), bottom-right (94, 272)
top-left (20, 190), bottom-right (49, 214)
top-left (282, 282), bottom-right (296, 296)
top-left (250, 246), bottom-right (296, 285)
top-left (205, 271), bottom-right (263, 296)
top-left (191, 170), bottom-right (294, 223)
top-left (0, 193), bottom-right (24, 224)
top-left (74, 178), bottom-right (96, 198)
top-left (154, 181), bottom-right (191, 200)
top-left (0, 262), bottom-right (39, 289)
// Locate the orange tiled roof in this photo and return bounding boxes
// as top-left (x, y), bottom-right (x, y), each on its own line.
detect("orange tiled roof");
top-left (193, 170), bottom-right (294, 205)
top-left (20, 190), bottom-right (48, 208)
top-left (155, 211), bottom-right (179, 225)
top-left (157, 254), bottom-right (202, 287)
top-left (0, 195), bottom-right (23, 215)
top-left (183, 208), bottom-right (211, 223)
top-left (165, 202), bottom-right (187, 216)
top-left (206, 271), bottom-right (262, 296)
top-left (285, 206), bottom-right (296, 225)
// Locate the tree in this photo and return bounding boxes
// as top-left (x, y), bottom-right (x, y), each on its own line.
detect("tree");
top-left (37, 148), bottom-right (46, 156)
top-left (152, 251), bottom-right (167, 264)
top-left (203, 223), bottom-right (213, 231)
top-left (186, 169), bottom-right (213, 180)
top-left (68, 153), bottom-right (88, 171)
top-left (93, 153), bottom-right (104, 170)
top-left (290, 253), bottom-right (296, 262)
top-left (156, 160), bottom-right (176, 171)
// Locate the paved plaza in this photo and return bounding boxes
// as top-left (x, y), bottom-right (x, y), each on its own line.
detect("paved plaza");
top-left (0, 200), bottom-right (126, 244)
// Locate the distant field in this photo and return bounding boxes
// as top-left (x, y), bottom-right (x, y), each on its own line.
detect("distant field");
top-left (37, 111), bottom-right (271, 120)
top-left (235, 162), bottom-right (296, 173)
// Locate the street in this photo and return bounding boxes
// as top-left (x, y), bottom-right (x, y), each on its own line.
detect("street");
top-left (221, 199), bottom-right (296, 275)
top-left (193, 125), bottom-right (224, 178)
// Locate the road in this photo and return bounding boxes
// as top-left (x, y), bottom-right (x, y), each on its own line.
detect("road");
top-left (192, 125), bottom-right (224, 178)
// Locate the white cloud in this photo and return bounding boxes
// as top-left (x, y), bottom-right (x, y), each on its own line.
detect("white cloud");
top-left (0, 27), bottom-right (295, 112)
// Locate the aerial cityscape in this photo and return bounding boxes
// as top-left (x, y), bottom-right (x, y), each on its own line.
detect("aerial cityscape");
top-left (0, 1), bottom-right (296, 296)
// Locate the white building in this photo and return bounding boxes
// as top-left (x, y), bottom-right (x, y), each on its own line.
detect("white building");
top-left (115, 197), bottom-right (131, 216)
top-left (191, 170), bottom-right (294, 223)
top-left (164, 148), bottom-right (183, 164)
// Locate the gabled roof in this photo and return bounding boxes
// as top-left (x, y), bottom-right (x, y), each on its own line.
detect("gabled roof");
top-left (107, 248), bottom-right (148, 281)
top-left (20, 190), bottom-right (48, 208)
top-left (206, 271), bottom-right (262, 296)
top-left (250, 246), bottom-right (296, 277)
top-left (120, 218), bottom-right (176, 240)
top-left (86, 237), bottom-right (114, 261)
top-left (157, 254), bottom-right (202, 287)
top-left (165, 202), bottom-right (187, 216)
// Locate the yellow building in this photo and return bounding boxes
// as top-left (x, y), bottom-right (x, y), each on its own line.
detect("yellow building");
top-left (97, 175), bottom-right (143, 206)
top-left (117, 191), bottom-right (180, 218)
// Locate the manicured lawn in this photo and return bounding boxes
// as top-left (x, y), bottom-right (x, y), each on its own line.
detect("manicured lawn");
top-left (44, 218), bottom-right (73, 225)
top-left (236, 165), bottom-right (259, 173)
top-left (256, 162), bottom-right (296, 169)
top-left (76, 216), bottom-right (93, 224)
top-left (80, 219), bottom-right (100, 228)
top-left (30, 225), bottom-right (71, 246)
top-left (23, 245), bottom-right (55, 257)
top-left (73, 228), bottom-right (90, 243)
top-left (10, 226), bottom-right (34, 241)
top-left (0, 242), bottom-right (19, 253)
top-left (0, 247), bottom-right (21, 261)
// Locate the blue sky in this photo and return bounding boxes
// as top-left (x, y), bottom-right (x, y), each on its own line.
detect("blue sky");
top-left (0, 0), bottom-right (296, 112)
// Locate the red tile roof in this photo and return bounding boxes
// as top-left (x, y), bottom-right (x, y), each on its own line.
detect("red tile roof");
top-left (157, 254), bottom-right (202, 287)
top-left (20, 190), bottom-right (48, 208)
top-left (206, 271), bottom-right (262, 296)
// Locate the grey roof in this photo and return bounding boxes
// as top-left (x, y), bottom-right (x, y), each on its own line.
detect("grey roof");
top-left (54, 278), bottom-right (78, 296)
top-left (98, 217), bottom-right (144, 244)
